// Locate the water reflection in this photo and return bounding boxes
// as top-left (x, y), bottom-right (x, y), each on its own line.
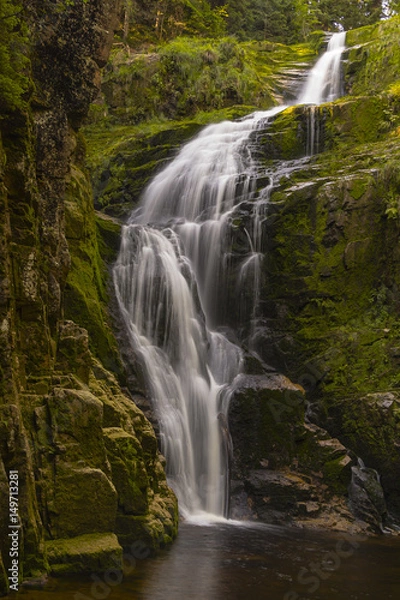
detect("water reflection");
top-left (134, 522), bottom-right (400, 600)
top-left (16, 523), bottom-right (400, 600)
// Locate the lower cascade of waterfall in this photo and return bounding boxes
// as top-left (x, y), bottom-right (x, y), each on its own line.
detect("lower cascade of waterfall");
top-left (113, 32), bottom-right (347, 520)
top-left (114, 225), bottom-right (243, 519)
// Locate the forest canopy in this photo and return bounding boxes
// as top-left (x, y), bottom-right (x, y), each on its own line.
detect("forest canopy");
top-left (121, 0), bottom-right (400, 44)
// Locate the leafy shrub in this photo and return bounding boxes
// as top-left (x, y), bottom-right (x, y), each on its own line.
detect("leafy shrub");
top-left (0, 0), bottom-right (29, 112)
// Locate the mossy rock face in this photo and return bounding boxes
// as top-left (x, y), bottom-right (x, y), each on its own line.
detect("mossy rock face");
top-left (46, 533), bottom-right (122, 575)
top-left (87, 364), bottom-right (179, 547)
top-left (256, 96), bottom-right (397, 169)
top-left (0, 405), bottom-right (47, 580)
top-left (95, 213), bottom-right (122, 263)
top-left (28, 353), bottom-right (179, 550)
top-left (47, 386), bottom-right (109, 470)
top-left (50, 467), bottom-right (118, 539)
top-left (325, 393), bottom-right (400, 515)
top-left (64, 165), bottom-right (124, 376)
top-left (256, 56), bottom-right (400, 517)
top-left (228, 373), bottom-right (306, 473)
top-left (55, 320), bottom-right (92, 384)
top-left (344, 16), bottom-right (400, 97)
top-left (228, 373), bottom-right (355, 525)
top-left (103, 428), bottom-right (150, 516)
top-left (263, 158), bottom-right (395, 383)
top-left (115, 492), bottom-right (178, 552)
top-left (0, 0), bottom-right (178, 583)
top-left (257, 105), bottom-right (312, 160)
top-left (84, 121), bottom-right (204, 219)
top-left (328, 96), bottom-right (395, 147)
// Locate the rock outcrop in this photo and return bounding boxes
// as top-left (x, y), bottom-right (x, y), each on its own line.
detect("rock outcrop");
top-left (228, 372), bottom-right (358, 530)
top-left (0, 1), bottom-right (177, 595)
top-left (254, 19), bottom-right (400, 524)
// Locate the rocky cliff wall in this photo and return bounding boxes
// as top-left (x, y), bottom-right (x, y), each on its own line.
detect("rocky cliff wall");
top-left (251, 18), bottom-right (400, 524)
top-left (0, 1), bottom-right (177, 594)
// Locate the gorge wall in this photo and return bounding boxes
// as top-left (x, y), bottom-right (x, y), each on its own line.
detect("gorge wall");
top-left (0, 1), bottom-right (177, 594)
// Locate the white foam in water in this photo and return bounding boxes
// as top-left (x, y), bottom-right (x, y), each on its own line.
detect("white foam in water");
top-left (185, 511), bottom-right (242, 527)
top-left (113, 32), bottom-right (347, 523)
top-left (298, 31), bottom-right (347, 104)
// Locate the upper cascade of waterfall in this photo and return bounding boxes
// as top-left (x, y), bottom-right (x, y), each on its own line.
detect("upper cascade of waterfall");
top-left (135, 32), bottom-right (346, 228)
top-left (135, 105), bottom-right (285, 227)
top-left (297, 31), bottom-right (346, 105)
top-left (113, 32), bottom-right (348, 521)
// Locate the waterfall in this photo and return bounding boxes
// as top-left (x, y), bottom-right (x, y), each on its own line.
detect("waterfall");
top-left (299, 31), bottom-right (347, 156)
top-left (298, 31), bottom-right (346, 105)
top-left (113, 32), bottom-right (346, 521)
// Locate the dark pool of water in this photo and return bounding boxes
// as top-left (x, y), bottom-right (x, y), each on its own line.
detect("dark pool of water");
top-left (16, 522), bottom-right (400, 600)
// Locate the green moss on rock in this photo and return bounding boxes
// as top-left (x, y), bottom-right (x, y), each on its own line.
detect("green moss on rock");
top-left (345, 16), bottom-right (400, 97)
top-left (95, 213), bottom-right (121, 262)
top-left (229, 373), bottom-right (306, 472)
top-left (64, 166), bottom-right (123, 375)
top-left (115, 492), bottom-right (178, 552)
top-left (84, 120), bottom-right (205, 218)
top-left (260, 74), bottom-right (400, 518)
top-left (103, 428), bottom-right (149, 516)
top-left (50, 467), bottom-right (117, 539)
top-left (92, 36), bottom-right (317, 128)
top-left (47, 386), bottom-right (109, 469)
top-left (46, 533), bottom-right (122, 575)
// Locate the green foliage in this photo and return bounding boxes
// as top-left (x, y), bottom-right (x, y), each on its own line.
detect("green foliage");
top-left (223, 0), bottom-right (302, 43)
top-left (381, 161), bottom-right (400, 221)
top-left (345, 16), bottom-right (400, 97)
top-left (0, 0), bottom-right (29, 112)
top-left (213, 0), bottom-right (385, 43)
top-left (121, 0), bottom-right (388, 46)
top-left (55, 0), bottom-right (89, 11)
top-left (293, 0), bottom-right (319, 40)
top-left (316, 0), bottom-right (384, 31)
top-left (387, 0), bottom-right (400, 14)
top-left (368, 285), bottom-right (390, 321)
top-left (119, 0), bottom-right (227, 43)
top-left (157, 36), bottom-right (261, 114)
top-left (97, 35), bottom-right (316, 126)
top-left (185, 0), bottom-right (228, 37)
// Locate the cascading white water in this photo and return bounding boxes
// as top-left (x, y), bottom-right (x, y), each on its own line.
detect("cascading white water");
top-left (113, 32), bottom-right (346, 520)
top-left (298, 31), bottom-right (346, 105)
top-left (114, 225), bottom-right (242, 518)
top-left (298, 31), bottom-right (347, 156)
